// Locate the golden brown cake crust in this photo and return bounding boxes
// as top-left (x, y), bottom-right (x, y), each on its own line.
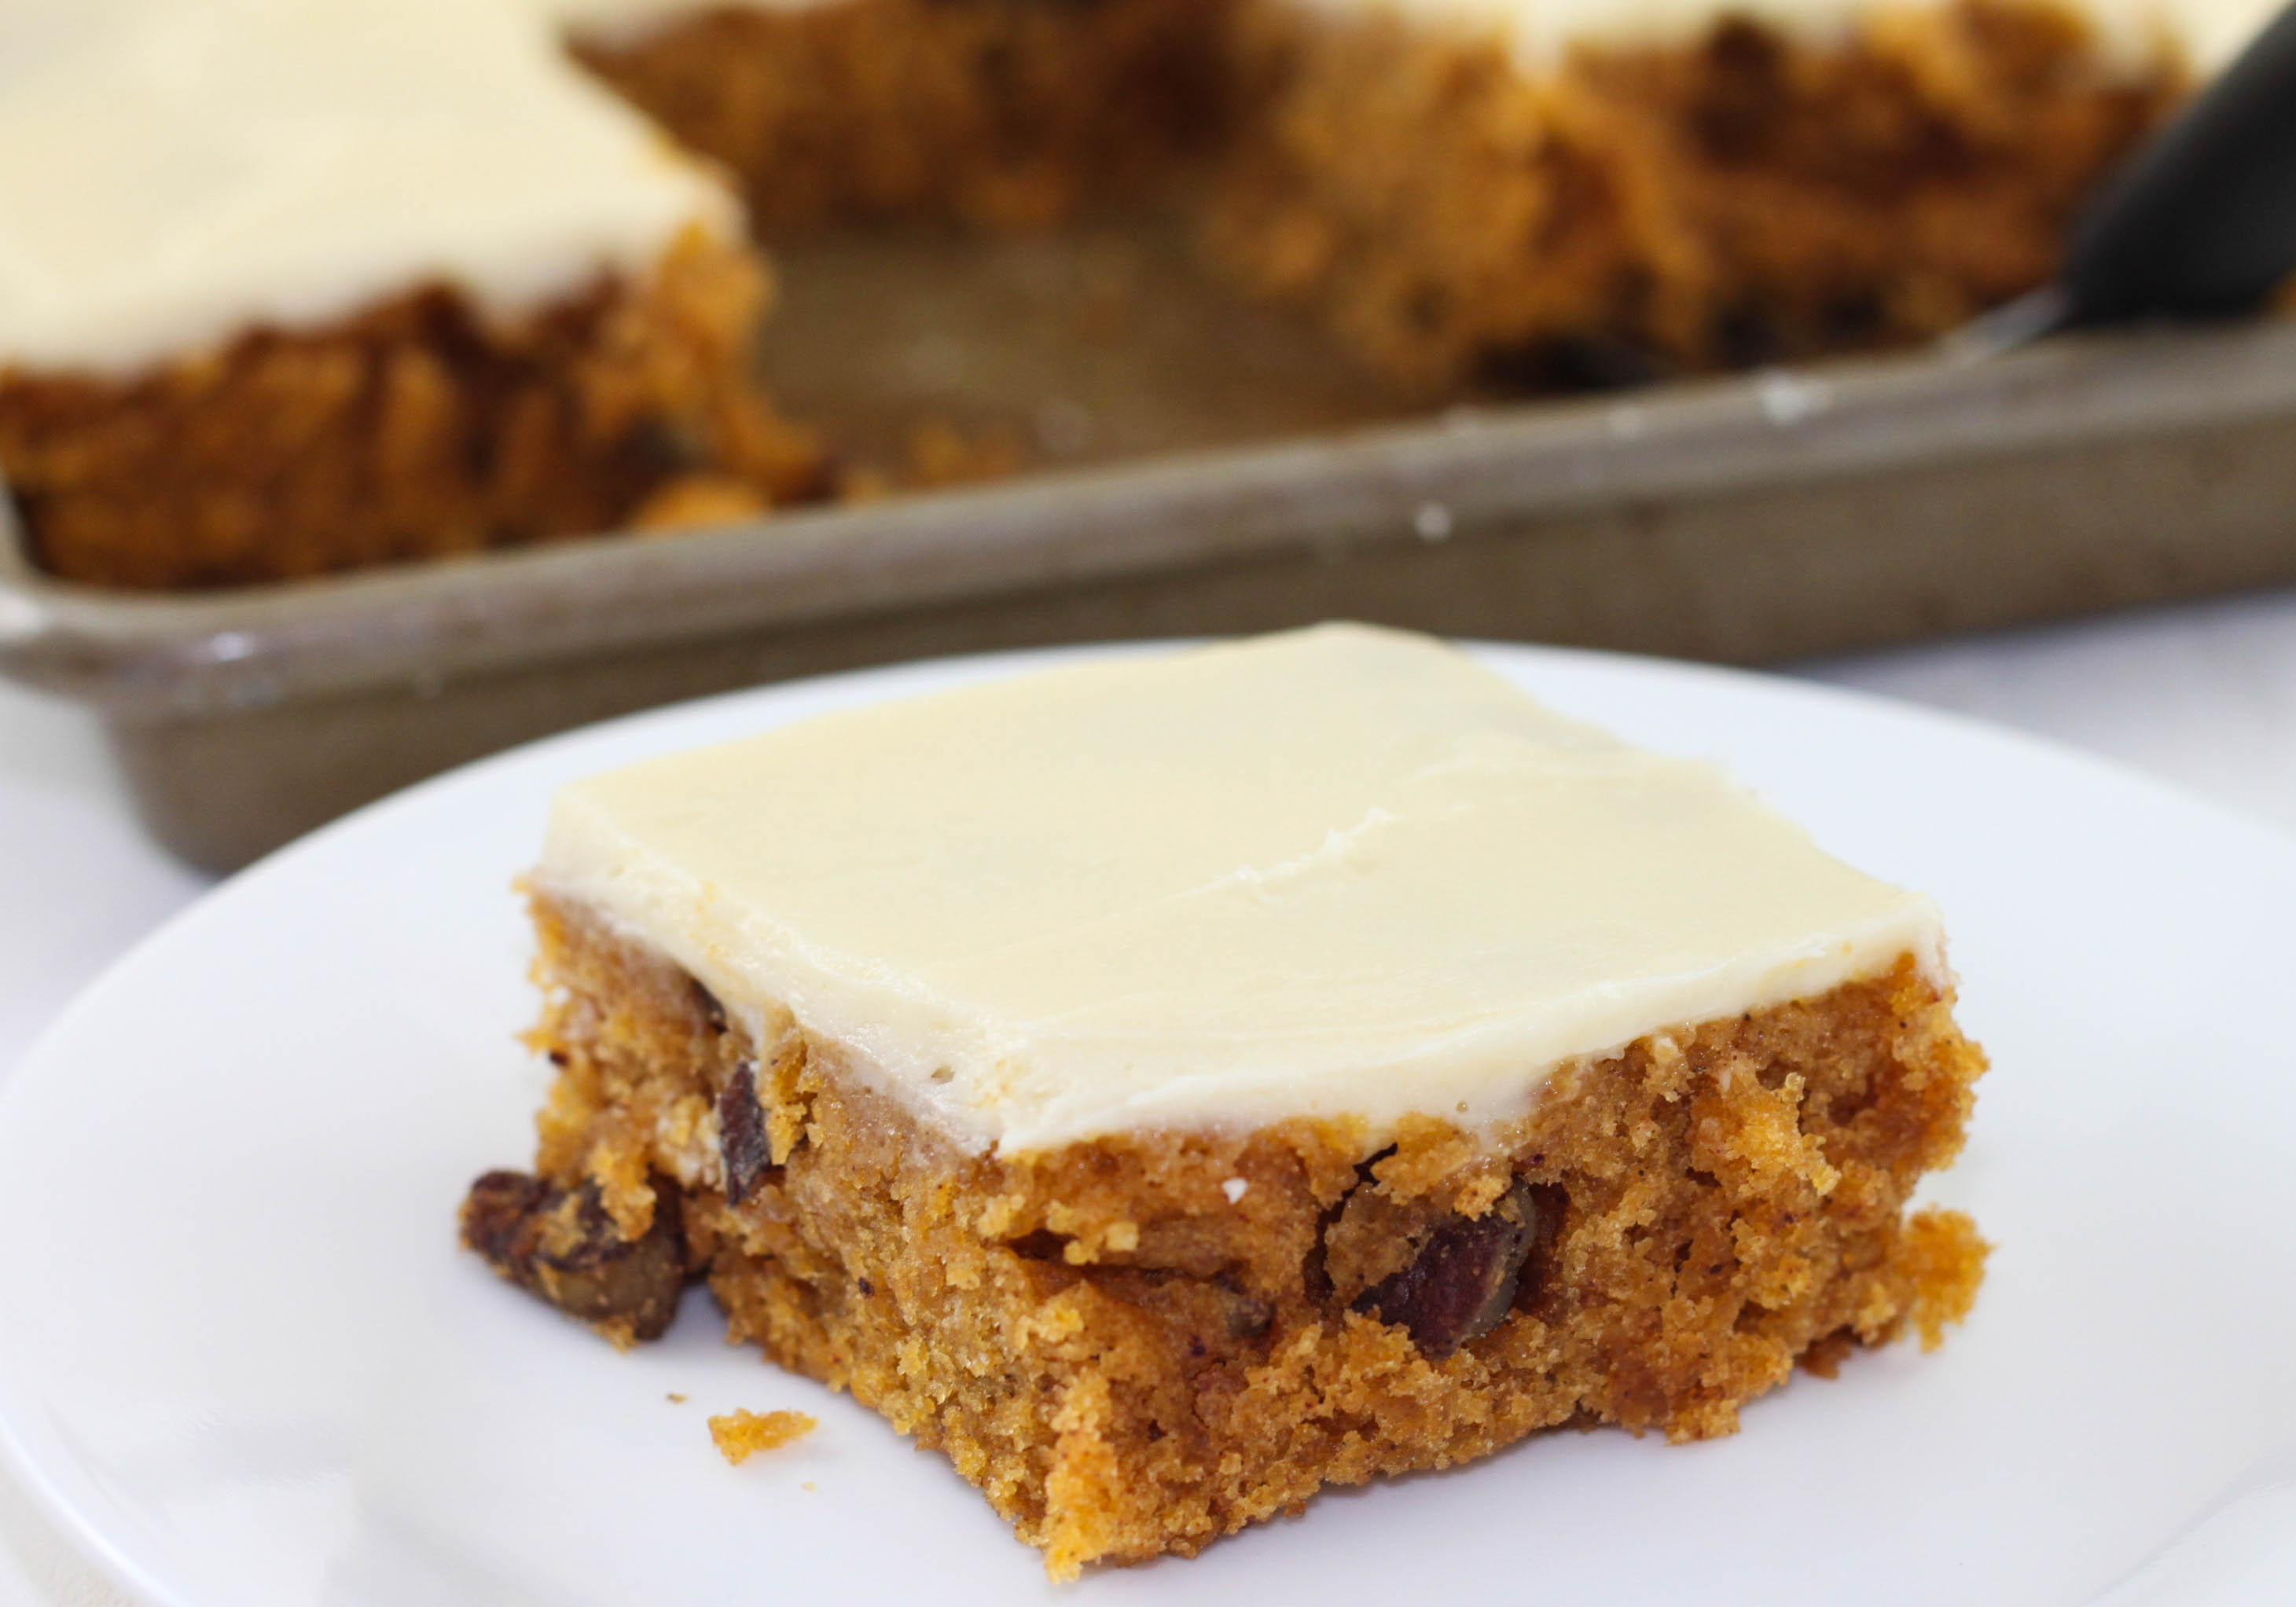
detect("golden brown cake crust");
top-left (1, 229), bottom-right (821, 589)
top-left (588, 0), bottom-right (2177, 385)
top-left (571, 0), bottom-right (1245, 233)
top-left (475, 890), bottom-right (1988, 1577)
top-left (1209, 0), bottom-right (2179, 388)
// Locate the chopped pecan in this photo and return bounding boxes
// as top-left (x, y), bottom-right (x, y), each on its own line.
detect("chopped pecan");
top-left (1356, 1178), bottom-right (1541, 1359)
top-left (1214, 1282), bottom-right (1273, 1340)
top-left (460, 1170), bottom-right (688, 1341)
top-left (716, 1059), bottom-right (776, 1205)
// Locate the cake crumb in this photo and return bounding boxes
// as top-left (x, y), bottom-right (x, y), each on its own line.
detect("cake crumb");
top-left (1902, 1207), bottom-right (1991, 1350)
top-left (803, 1480), bottom-right (818, 1492)
top-left (710, 1407), bottom-right (817, 1464)
top-left (667, 1392), bottom-right (687, 1403)
top-left (631, 471), bottom-right (770, 533)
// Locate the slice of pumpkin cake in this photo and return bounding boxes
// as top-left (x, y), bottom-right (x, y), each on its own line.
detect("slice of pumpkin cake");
top-left (462, 622), bottom-right (1987, 1575)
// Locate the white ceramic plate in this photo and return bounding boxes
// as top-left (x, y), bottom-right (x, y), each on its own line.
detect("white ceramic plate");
top-left (3, 641), bottom-right (2294, 1607)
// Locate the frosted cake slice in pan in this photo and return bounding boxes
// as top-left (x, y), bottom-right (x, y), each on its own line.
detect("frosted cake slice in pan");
top-left (461, 622), bottom-right (1987, 1575)
top-left (0, 0), bottom-right (818, 589)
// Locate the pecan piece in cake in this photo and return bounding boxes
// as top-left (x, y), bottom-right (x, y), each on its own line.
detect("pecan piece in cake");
top-left (461, 1170), bottom-right (688, 1343)
top-left (1357, 1178), bottom-right (1541, 1359)
top-left (717, 1059), bottom-right (777, 1205)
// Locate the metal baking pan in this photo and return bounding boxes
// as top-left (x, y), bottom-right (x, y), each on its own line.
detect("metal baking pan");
top-left (6, 226), bottom-right (2296, 872)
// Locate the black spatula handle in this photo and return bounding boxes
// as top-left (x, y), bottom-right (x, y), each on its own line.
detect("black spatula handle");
top-left (2062, 0), bottom-right (2296, 325)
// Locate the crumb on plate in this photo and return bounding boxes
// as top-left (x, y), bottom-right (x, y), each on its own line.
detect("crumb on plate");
top-left (710, 1407), bottom-right (817, 1464)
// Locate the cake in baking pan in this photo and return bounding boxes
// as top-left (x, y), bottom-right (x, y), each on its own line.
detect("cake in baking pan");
top-left (1, 0), bottom-right (2265, 586)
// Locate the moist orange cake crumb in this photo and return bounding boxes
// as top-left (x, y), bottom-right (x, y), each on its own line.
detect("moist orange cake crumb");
top-left (5, 231), bottom-right (821, 589)
top-left (1209, 0), bottom-right (2179, 389)
top-left (709, 1408), bottom-right (820, 1463)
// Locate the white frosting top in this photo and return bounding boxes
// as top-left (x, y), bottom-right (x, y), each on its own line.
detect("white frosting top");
top-left (564, 0), bottom-right (2279, 64)
top-left (538, 625), bottom-right (1947, 1155)
top-left (2155, 0), bottom-right (2285, 69)
top-left (0, 0), bottom-right (737, 376)
top-left (1277, 0), bottom-right (2277, 69)
top-left (541, 0), bottom-right (845, 39)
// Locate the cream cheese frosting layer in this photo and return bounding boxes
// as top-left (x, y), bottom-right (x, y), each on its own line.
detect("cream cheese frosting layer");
top-left (542, 0), bottom-right (850, 41)
top-left (557, 0), bottom-right (2276, 64)
top-left (0, 0), bottom-right (737, 376)
top-left (538, 624), bottom-right (1946, 1154)
top-left (1280, 0), bottom-right (2277, 72)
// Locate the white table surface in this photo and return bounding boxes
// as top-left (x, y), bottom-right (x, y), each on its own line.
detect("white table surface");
top-left (7, 593), bottom-right (2296, 1605)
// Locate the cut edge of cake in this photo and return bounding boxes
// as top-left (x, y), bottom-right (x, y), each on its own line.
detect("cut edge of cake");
top-left (3, 226), bottom-right (821, 587)
top-left (472, 890), bottom-right (1986, 1576)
